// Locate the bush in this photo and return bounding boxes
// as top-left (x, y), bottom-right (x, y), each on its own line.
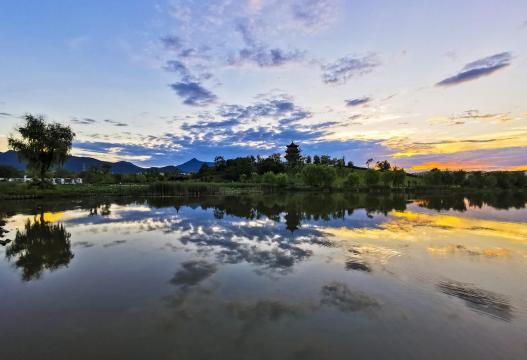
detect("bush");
top-left (343, 173), bottom-right (360, 189)
top-left (365, 169), bottom-right (380, 186)
top-left (262, 171), bottom-right (277, 184)
top-left (301, 165), bottom-right (336, 188)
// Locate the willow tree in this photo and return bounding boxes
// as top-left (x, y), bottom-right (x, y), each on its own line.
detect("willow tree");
top-left (8, 114), bottom-right (75, 186)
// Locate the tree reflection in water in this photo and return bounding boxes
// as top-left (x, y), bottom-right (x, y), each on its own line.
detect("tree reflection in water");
top-left (5, 212), bottom-right (73, 281)
top-left (0, 212), bottom-right (9, 246)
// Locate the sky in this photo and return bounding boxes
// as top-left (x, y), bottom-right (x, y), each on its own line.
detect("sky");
top-left (0, 0), bottom-right (526, 171)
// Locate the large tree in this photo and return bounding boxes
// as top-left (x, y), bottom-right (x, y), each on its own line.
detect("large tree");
top-left (8, 114), bottom-right (75, 186)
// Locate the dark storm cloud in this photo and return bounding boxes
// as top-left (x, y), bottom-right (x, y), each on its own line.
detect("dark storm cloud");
top-left (436, 52), bottom-right (512, 87)
top-left (345, 97), bottom-right (371, 107)
top-left (170, 81), bottom-right (218, 106)
top-left (322, 54), bottom-right (380, 84)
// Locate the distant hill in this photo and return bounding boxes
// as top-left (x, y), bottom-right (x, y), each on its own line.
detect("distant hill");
top-left (0, 151), bottom-right (214, 174)
top-left (174, 158), bottom-right (215, 173)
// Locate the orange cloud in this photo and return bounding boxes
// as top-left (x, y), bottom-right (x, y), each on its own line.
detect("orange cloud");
top-left (411, 161), bottom-right (527, 171)
top-left (410, 161), bottom-right (485, 171)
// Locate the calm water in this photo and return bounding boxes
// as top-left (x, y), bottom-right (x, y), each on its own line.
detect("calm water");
top-left (1, 193), bottom-right (527, 360)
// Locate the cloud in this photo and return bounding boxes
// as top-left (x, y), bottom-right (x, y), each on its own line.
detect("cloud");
top-left (229, 20), bottom-right (305, 67)
top-left (429, 110), bottom-right (512, 126)
top-left (436, 52), bottom-right (512, 87)
top-left (322, 54), bottom-right (380, 84)
top-left (170, 81), bottom-right (218, 106)
top-left (104, 119), bottom-right (128, 127)
top-left (160, 35), bottom-right (182, 51)
top-left (163, 60), bottom-right (192, 79)
top-left (71, 117), bottom-right (97, 125)
top-left (290, 0), bottom-right (339, 31)
top-left (345, 97), bottom-right (371, 107)
top-left (320, 282), bottom-right (379, 313)
top-left (170, 260), bottom-right (217, 287)
top-left (396, 146), bottom-right (527, 172)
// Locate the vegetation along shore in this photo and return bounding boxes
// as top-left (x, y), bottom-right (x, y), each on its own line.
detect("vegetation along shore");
top-left (1, 114), bottom-right (525, 199)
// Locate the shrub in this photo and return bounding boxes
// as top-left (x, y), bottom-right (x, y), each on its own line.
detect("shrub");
top-left (262, 171), bottom-right (277, 184)
top-left (275, 173), bottom-right (288, 187)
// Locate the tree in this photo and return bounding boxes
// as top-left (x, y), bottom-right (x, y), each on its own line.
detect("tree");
top-left (301, 165), bottom-right (336, 188)
top-left (256, 154), bottom-right (285, 174)
top-left (347, 161), bottom-right (354, 168)
top-left (366, 158), bottom-right (374, 168)
top-left (453, 170), bottom-right (466, 186)
top-left (305, 155), bottom-right (312, 164)
top-left (343, 172), bottom-right (360, 189)
top-left (376, 160), bottom-right (391, 171)
top-left (8, 114), bottom-right (75, 186)
top-left (391, 168), bottom-right (406, 187)
top-left (380, 171), bottom-right (393, 186)
top-left (214, 156), bottom-right (226, 171)
top-left (423, 168), bottom-right (443, 186)
top-left (313, 155), bottom-right (321, 165)
top-left (365, 169), bottom-right (380, 186)
top-left (285, 142), bottom-right (301, 168)
top-left (0, 165), bottom-right (23, 178)
top-left (320, 155), bottom-right (331, 165)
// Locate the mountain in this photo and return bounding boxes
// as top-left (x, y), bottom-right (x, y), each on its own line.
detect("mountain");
top-left (0, 151), bottom-right (213, 175)
top-left (174, 158), bottom-right (215, 173)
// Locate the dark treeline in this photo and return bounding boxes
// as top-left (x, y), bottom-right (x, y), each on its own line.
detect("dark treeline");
top-left (420, 168), bottom-right (527, 190)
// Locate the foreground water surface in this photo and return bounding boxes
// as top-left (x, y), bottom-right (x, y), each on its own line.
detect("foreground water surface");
top-left (1, 192), bottom-right (526, 360)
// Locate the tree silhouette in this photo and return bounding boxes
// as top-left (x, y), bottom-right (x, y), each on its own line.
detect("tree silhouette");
top-left (365, 158), bottom-right (374, 168)
top-left (376, 160), bottom-right (391, 171)
top-left (8, 114), bottom-right (75, 186)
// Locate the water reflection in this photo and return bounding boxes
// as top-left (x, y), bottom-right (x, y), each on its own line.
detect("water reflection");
top-left (320, 282), bottom-right (379, 313)
top-left (171, 260), bottom-right (218, 287)
top-left (0, 211), bottom-right (10, 246)
top-left (0, 193), bottom-right (526, 359)
top-left (437, 280), bottom-right (513, 321)
top-left (5, 212), bottom-right (73, 281)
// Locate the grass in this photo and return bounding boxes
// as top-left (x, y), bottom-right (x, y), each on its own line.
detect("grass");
top-left (0, 181), bottom-right (262, 199)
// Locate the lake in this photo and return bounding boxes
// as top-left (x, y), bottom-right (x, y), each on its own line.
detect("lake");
top-left (1, 192), bottom-right (526, 359)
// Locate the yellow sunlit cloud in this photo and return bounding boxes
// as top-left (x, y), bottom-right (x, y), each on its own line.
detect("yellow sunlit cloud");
top-left (390, 129), bottom-right (527, 158)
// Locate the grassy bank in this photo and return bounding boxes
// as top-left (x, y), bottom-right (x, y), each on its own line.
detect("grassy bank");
top-left (1, 180), bottom-right (523, 200)
top-left (0, 181), bottom-right (263, 199)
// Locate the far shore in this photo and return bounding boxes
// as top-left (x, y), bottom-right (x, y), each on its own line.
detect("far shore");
top-left (1, 181), bottom-right (524, 201)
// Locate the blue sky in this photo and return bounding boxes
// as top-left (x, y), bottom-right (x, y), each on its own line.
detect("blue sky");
top-left (1, 0), bottom-right (526, 170)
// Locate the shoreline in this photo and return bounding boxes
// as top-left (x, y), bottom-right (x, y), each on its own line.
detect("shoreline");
top-left (1, 182), bottom-right (525, 201)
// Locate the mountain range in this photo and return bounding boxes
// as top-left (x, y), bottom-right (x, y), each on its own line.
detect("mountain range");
top-left (0, 151), bottom-right (214, 174)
